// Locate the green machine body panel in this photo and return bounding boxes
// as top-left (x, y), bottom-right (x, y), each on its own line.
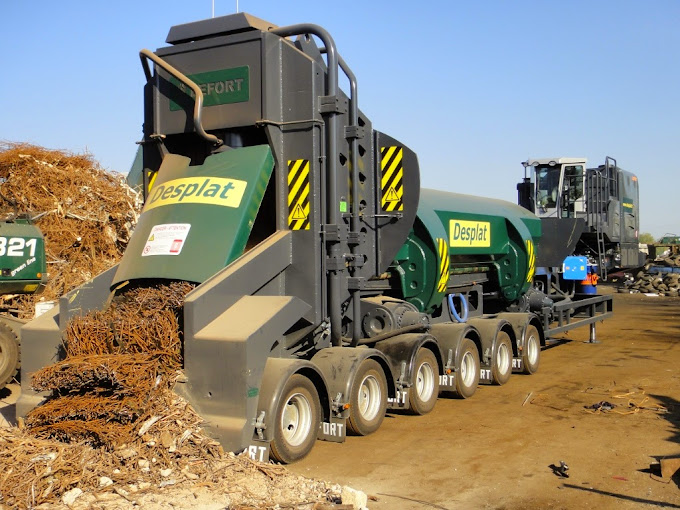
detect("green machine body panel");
top-left (391, 189), bottom-right (542, 313)
top-left (112, 145), bottom-right (274, 285)
top-left (0, 220), bottom-right (47, 295)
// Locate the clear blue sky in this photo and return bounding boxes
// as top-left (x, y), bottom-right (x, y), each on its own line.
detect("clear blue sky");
top-left (2, 1), bottom-right (678, 237)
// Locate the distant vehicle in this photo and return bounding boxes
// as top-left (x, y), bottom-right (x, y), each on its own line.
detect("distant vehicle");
top-left (517, 156), bottom-right (641, 279)
top-left (0, 215), bottom-right (47, 389)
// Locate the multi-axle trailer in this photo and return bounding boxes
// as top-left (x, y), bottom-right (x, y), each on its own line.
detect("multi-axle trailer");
top-left (18, 13), bottom-right (611, 463)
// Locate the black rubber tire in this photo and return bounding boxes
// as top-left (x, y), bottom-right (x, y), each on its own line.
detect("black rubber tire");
top-left (522, 325), bottom-right (541, 375)
top-left (0, 321), bottom-right (20, 390)
top-left (409, 348), bottom-right (439, 415)
top-left (491, 331), bottom-right (512, 386)
top-left (270, 374), bottom-right (321, 464)
top-left (454, 338), bottom-right (480, 399)
top-left (347, 359), bottom-right (387, 436)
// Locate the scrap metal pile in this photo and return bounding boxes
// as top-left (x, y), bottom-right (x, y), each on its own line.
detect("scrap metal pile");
top-left (622, 254), bottom-right (680, 296)
top-left (26, 281), bottom-right (194, 446)
top-left (1, 282), bottom-right (340, 509)
top-left (0, 144), bottom-right (343, 509)
top-left (0, 142), bottom-right (141, 318)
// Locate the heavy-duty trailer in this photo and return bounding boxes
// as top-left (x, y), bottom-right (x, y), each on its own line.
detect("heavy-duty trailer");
top-left (18, 13), bottom-right (612, 463)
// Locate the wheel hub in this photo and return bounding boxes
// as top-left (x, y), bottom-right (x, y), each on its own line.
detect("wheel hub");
top-left (416, 362), bottom-right (435, 400)
top-left (358, 375), bottom-right (381, 420)
top-left (281, 393), bottom-right (312, 447)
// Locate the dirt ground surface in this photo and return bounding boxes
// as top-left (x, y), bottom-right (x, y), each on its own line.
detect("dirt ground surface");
top-left (288, 286), bottom-right (680, 509)
top-left (1, 285), bottom-right (679, 509)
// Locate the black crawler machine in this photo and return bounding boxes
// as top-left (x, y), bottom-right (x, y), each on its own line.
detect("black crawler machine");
top-left (17, 13), bottom-right (612, 463)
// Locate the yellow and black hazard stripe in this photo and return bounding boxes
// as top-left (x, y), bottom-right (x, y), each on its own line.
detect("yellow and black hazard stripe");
top-left (526, 239), bottom-right (536, 283)
top-left (437, 237), bottom-right (450, 293)
top-left (380, 146), bottom-right (404, 212)
top-left (147, 170), bottom-right (158, 192)
top-left (287, 159), bottom-right (310, 230)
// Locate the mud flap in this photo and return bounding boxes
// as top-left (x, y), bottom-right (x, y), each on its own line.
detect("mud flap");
top-left (438, 373), bottom-right (457, 391)
top-left (387, 388), bottom-right (410, 410)
top-left (318, 416), bottom-right (347, 443)
top-left (245, 440), bottom-right (270, 462)
top-left (512, 357), bottom-right (524, 373)
top-left (479, 367), bottom-right (493, 383)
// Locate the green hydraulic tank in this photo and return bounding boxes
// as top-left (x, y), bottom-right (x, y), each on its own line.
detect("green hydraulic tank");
top-left (390, 189), bottom-right (542, 313)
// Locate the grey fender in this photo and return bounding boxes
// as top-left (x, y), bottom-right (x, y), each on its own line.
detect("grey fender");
top-left (373, 332), bottom-right (442, 389)
top-left (496, 312), bottom-right (545, 350)
top-left (429, 322), bottom-right (482, 371)
top-left (311, 347), bottom-right (394, 410)
top-left (256, 357), bottom-right (330, 442)
top-left (465, 317), bottom-right (516, 368)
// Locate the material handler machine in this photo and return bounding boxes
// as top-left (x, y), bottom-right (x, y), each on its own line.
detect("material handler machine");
top-left (18, 13), bottom-right (612, 463)
top-left (517, 157), bottom-right (641, 280)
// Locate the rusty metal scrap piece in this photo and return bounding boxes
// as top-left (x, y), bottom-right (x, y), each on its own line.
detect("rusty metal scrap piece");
top-left (31, 353), bottom-right (163, 394)
top-left (27, 394), bottom-right (143, 425)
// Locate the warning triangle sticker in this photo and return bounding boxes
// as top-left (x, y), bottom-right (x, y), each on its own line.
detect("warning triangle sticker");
top-left (148, 234), bottom-right (155, 241)
top-left (292, 204), bottom-right (307, 220)
top-left (385, 187), bottom-right (400, 202)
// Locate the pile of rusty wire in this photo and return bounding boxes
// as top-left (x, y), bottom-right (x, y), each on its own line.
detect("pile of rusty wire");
top-left (0, 281), bottom-right (221, 507)
top-left (26, 281), bottom-right (195, 446)
top-left (0, 281), bottom-right (340, 509)
top-left (0, 142), bottom-right (141, 318)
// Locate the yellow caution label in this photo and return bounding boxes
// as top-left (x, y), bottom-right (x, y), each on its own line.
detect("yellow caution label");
top-left (437, 238), bottom-right (450, 293)
top-left (526, 239), bottom-right (536, 283)
top-left (144, 176), bottom-right (247, 211)
top-left (288, 159), bottom-right (310, 230)
top-left (449, 220), bottom-right (491, 247)
top-left (380, 146), bottom-right (403, 212)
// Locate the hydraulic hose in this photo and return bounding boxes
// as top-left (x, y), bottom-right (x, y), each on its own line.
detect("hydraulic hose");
top-left (447, 293), bottom-right (469, 323)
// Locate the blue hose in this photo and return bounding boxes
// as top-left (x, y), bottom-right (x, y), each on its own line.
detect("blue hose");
top-left (447, 293), bottom-right (469, 323)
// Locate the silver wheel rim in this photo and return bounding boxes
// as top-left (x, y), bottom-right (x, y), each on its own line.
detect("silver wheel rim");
top-left (281, 392), bottom-right (313, 447)
top-left (460, 351), bottom-right (476, 387)
top-left (358, 375), bottom-right (381, 421)
top-left (526, 334), bottom-right (539, 365)
top-left (497, 342), bottom-right (511, 375)
top-left (416, 361), bottom-right (435, 401)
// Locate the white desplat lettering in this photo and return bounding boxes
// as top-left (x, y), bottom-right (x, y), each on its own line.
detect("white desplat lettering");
top-left (512, 358), bottom-right (523, 369)
top-left (480, 368), bottom-right (492, 380)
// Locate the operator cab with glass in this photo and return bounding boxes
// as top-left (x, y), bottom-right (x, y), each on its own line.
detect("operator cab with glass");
top-left (522, 157), bottom-right (586, 219)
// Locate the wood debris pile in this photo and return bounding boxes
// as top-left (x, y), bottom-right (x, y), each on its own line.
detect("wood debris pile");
top-left (0, 281), bottom-right (341, 509)
top-left (0, 426), bottom-right (340, 510)
top-left (623, 254), bottom-right (680, 296)
top-left (0, 142), bottom-right (141, 318)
